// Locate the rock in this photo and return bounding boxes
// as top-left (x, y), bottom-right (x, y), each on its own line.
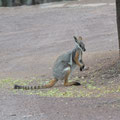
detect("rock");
top-left (84, 66), bottom-right (89, 71)
top-left (10, 114), bottom-right (16, 116)
top-left (81, 76), bottom-right (84, 79)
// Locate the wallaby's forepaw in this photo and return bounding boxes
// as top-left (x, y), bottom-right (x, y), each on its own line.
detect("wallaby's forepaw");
top-left (74, 82), bottom-right (81, 86)
top-left (80, 65), bottom-right (84, 71)
top-left (80, 67), bottom-right (83, 71)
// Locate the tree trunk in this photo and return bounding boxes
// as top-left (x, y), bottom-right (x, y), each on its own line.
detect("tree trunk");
top-left (6, 0), bottom-right (13, 6)
top-left (0, 0), bottom-right (2, 6)
top-left (2, 0), bottom-right (7, 6)
top-left (116, 0), bottom-right (120, 54)
top-left (13, 0), bottom-right (22, 6)
top-left (25, 0), bottom-right (33, 5)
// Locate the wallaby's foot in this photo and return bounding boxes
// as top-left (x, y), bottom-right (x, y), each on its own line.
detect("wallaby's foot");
top-left (64, 81), bottom-right (81, 86)
top-left (73, 82), bottom-right (81, 86)
top-left (64, 68), bottom-right (81, 86)
top-left (80, 64), bottom-right (85, 71)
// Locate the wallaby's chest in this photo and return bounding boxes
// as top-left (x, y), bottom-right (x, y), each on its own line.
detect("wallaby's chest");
top-left (72, 48), bottom-right (82, 62)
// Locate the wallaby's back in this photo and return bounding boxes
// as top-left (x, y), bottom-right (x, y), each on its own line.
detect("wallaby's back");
top-left (53, 46), bottom-right (82, 80)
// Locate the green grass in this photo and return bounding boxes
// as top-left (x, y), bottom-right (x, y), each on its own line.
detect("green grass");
top-left (0, 78), bottom-right (120, 98)
top-left (0, 78), bottom-right (33, 88)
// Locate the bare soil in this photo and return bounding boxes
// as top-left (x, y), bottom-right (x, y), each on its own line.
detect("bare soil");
top-left (1, 0), bottom-right (120, 120)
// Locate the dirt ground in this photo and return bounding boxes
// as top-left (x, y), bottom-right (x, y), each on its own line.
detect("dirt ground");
top-left (1, 0), bottom-right (120, 120)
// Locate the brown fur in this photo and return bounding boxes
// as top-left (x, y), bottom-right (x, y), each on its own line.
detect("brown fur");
top-left (74, 50), bottom-right (84, 67)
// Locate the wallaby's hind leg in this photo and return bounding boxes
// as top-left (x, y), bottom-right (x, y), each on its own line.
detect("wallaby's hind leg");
top-left (64, 67), bottom-right (81, 86)
top-left (43, 79), bottom-right (57, 88)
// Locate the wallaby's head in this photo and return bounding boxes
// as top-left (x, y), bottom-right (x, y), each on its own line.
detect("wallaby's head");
top-left (73, 36), bottom-right (86, 52)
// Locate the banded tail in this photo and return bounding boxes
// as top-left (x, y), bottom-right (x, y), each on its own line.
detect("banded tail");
top-left (14, 79), bottom-right (57, 90)
top-left (14, 85), bottom-right (44, 90)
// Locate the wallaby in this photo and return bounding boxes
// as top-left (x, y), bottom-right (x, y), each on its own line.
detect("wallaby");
top-left (14, 36), bottom-right (86, 89)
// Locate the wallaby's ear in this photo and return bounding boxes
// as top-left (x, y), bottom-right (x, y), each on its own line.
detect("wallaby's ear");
top-left (78, 36), bottom-right (82, 40)
top-left (73, 36), bottom-right (78, 43)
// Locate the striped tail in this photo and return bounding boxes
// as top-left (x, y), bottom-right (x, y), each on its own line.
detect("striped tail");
top-left (14, 79), bottom-right (57, 90)
top-left (14, 84), bottom-right (43, 90)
